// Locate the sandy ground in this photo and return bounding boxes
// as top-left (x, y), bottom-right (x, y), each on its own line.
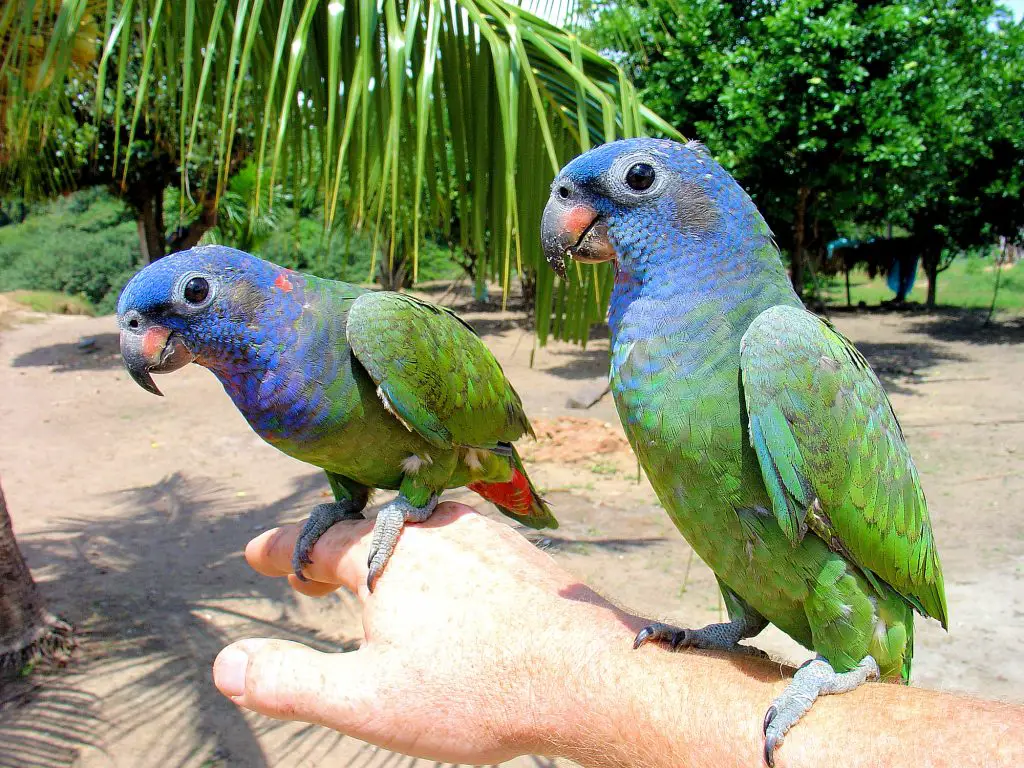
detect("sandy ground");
top-left (0, 290), bottom-right (1022, 767)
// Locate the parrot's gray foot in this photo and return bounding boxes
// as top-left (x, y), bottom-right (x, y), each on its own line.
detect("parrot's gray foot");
top-left (366, 495), bottom-right (438, 591)
top-left (762, 655), bottom-right (880, 766)
top-left (634, 614), bottom-right (768, 657)
top-left (293, 502), bottom-right (367, 581)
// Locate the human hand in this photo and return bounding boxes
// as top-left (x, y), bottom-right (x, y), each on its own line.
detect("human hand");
top-left (213, 501), bottom-right (1024, 768)
top-left (212, 501), bottom-right (647, 764)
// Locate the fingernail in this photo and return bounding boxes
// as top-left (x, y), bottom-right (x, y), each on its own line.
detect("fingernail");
top-left (215, 645), bottom-right (249, 698)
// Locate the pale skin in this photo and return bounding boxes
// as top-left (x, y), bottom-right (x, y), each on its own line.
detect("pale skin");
top-left (213, 502), bottom-right (1023, 768)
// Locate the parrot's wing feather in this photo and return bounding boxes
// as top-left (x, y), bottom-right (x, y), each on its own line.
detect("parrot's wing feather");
top-left (347, 292), bottom-right (533, 450)
top-left (740, 305), bottom-right (947, 627)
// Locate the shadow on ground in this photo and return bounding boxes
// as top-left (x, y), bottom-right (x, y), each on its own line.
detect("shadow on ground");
top-left (532, 534), bottom-right (668, 555)
top-left (12, 332), bottom-right (122, 373)
top-left (825, 305), bottom-right (1024, 346)
top-left (542, 346), bottom-right (611, 381)
top-left (853, 341), bottom-right (968, 395)
top-left (910, 310), bottom-right (1024, 346)
top-left (2, 472), bottom-right (348, 767)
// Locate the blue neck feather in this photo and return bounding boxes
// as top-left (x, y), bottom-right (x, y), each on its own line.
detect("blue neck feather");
top-left (606, 209), bottom-right (800, 371)
top-left (198, 275), bottom-right (343, 441)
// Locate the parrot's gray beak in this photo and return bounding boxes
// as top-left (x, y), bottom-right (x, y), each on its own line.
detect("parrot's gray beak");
top-left (541, 188), bottom-right (615, 279)
top-left (119, 311), bottom-right (194, 397)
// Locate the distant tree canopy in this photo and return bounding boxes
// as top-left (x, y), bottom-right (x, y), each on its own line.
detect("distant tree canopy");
top-left (581, 0), bottom-right (1024, 305)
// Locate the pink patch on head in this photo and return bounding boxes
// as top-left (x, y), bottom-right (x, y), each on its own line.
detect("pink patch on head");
top-left (141, 326), bottom-right (171, 360)
top-left (274, 272), bottom-right (293, 293)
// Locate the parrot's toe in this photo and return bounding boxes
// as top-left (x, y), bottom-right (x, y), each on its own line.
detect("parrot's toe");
top-left (366, 495), bottom-right (438, 592)
top-left (633, 620), bottom-right (768, 658)
top-left (633, 622), bottom-right (691, 650)
top-left (761, 655), bottom-right (879, 766)
top-left (293, 502), bottom-right (366, 581)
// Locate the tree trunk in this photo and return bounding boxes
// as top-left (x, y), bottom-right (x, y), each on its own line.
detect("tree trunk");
top-left (791, 187), bottom-right (810, 298)
top-left (166, 197), bottom-right (218, 253)
top-left (985, 241), bottom-right (1008, 326)
top-left (0, 480), bottom-right (74, 674)
top-left (136, 189), bottom-right (166, 264)
top-left (923, 249), bottom-right (940, 308)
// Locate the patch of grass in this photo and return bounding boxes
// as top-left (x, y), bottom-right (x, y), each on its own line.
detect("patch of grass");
top-left (820, 256), bottom-right (1024, 311)
top-left (589, 460), bottom-right (619, 476)
top-left (5, 290), bottom-right (96, 315)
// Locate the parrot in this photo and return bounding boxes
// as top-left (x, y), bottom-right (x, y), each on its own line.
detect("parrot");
top-left (540, 138), bottom-right (947, 764)
top-left (116, 245), bottom-right (556, 589)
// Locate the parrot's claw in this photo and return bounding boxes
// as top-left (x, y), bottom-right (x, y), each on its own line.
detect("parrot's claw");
top-left (633, 622), bottom-right (691, 650)
top-left (293, 502), bottom-right (366, 581)
top-left (633, 616), bottom-right (768, 657)
top-left (366, 495), bottom-right (438, 592)
top-left (761, 655), bottom-right (879, 766)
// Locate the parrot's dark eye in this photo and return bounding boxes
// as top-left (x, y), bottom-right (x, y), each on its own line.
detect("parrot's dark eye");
top-left (625, 162), bottom-right (656, 192)
top-left (183, 276), bottom-right (210, 305)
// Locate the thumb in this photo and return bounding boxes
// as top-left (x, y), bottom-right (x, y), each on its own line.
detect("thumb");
top-left (214, 638), bottom-right (380, 729)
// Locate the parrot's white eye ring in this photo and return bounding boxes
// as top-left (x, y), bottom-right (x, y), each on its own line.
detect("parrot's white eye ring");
top-left (610, 152), bottom-right (665, 200)
top-left (175, 271), bottom-right (216, 310)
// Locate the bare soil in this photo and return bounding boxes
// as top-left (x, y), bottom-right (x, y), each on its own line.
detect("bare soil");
top-left (1, 291), bottom-right (1022, 767)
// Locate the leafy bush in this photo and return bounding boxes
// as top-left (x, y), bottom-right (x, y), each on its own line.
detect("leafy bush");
top-left (0, 188), bottom-right (467, 317)
top-left (0, 188), bottom-right (141, 313)
top-left (255, 212), bottom-right (464, 284)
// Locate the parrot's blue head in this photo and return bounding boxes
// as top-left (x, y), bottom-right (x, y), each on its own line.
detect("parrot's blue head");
top-left (117, 245), bottom-right (301, 396)
top-left (541, 138), bottom-right (771, 281)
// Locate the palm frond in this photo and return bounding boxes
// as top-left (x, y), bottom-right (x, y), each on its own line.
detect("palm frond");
top-left (0, 0), bottom-right (680, 342)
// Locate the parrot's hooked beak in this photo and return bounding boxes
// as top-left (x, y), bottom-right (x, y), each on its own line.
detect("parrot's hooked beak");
top-left (541, 190), bottom-right (615, 279)
top-left (119, 311), bottom-right (194, 396)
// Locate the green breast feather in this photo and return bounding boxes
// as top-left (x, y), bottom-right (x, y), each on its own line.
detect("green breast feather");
top-left (740, 305), bottom-right (948, 627)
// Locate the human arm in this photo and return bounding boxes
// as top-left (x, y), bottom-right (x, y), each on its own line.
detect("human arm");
top-left (213, 502), bottom-right (1023, 767)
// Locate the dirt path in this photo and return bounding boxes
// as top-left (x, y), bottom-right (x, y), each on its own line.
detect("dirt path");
top-left (1, 296), bottom-right (1021, 767)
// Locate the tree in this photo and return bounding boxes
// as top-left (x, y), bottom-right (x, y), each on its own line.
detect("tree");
top-left (1, 0), bottom-right (677, 342)
top-left (0, 479), bottom-right (74, 674)
top-left (581, 0), bottom-right (1024, 305)
top-left (874, 6), bottom-right (1024, 305)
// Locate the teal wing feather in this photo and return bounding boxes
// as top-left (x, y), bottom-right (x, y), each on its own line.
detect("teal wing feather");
top-left (347, 292), bottom-right (533, 449)
top-left (740, 305), bottom-right (948, 627)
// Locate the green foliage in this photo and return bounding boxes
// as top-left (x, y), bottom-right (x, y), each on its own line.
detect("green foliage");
top-left (0, 187), bottom-right (464, 313)
top-left (581, 0), bottom-right (1024, 305)
top-left (0, 188), bottom-right (140, 313)
top-left (219, 202), bottom-right (464, 285)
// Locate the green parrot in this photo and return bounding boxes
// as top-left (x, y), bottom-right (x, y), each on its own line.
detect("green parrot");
top-left (117, 245), bottom-right (556, 589)
top-left (541, 139), bottom-right (947, 764)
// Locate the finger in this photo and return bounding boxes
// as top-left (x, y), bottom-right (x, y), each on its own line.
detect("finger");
top-left (287, 573), bottom-right (343, 597)
top-left (214, 638), bottom-right (381, 729)
top-left (246, 519), bottom-right (374, 593)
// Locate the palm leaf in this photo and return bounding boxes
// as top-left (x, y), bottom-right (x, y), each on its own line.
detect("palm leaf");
top-left (0, 0), bottom-right (681, 342)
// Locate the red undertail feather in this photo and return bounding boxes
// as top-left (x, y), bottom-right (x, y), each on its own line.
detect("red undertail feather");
top-left (468, 459), bottom-right (558, 531)
top-left (469, 470), bottom-right (534, 516)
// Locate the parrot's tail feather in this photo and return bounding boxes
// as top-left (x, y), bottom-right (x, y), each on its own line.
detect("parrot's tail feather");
top-left (901, 613), bottom-right (914, 683)
top-left (468, 447), bottom-right (558, 530)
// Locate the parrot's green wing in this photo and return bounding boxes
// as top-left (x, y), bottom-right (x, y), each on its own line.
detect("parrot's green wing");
top-left (347, 292), bottom-right (533, 450)
top-left (740, 305), bottom-right (948, 627)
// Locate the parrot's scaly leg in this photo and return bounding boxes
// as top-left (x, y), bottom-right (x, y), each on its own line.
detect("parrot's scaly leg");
top-left (633, 612), bottom-right (768, 656)
top-left (762, 655), bottom-right (880, 766)
top-left (293, 501), bottom-right (367, 580)
top-left (366, 494), bottom-right (439, 591)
